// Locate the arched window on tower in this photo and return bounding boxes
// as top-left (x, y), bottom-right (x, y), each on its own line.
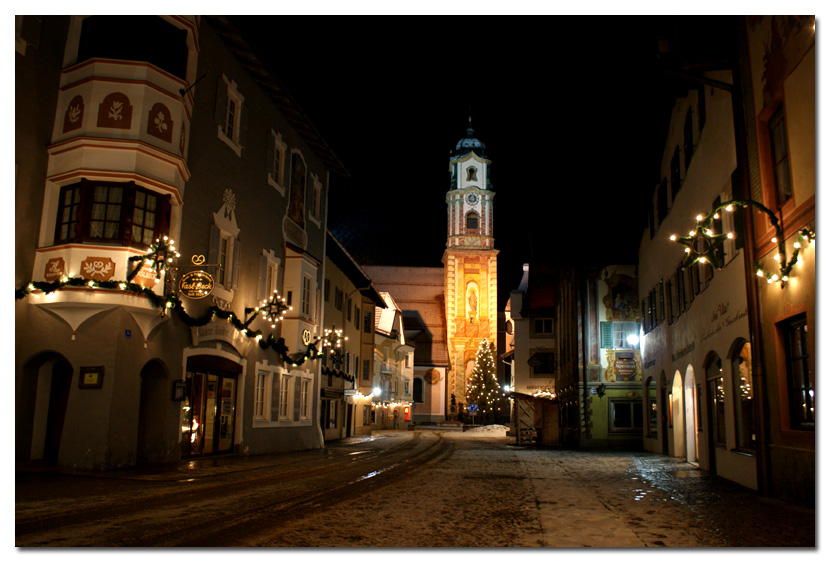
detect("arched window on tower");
top-left (466, 211), bottom-right (479, 232)
top-left (466, 166), bottom-right (477, 181)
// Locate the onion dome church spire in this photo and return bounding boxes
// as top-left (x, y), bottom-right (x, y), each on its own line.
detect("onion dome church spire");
top-left (443, 120), bottom-right (498, 419)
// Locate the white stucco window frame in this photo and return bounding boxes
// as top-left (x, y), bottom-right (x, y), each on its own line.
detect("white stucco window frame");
top-left (217, 74), bottom-right (244, 157)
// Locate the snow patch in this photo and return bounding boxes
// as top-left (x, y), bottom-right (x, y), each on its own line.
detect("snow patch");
top-left (465, 424), bottom-right (509, 434)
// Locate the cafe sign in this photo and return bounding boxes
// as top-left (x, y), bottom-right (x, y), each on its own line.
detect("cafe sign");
top-left (179, 270), bottom-right (214, 299)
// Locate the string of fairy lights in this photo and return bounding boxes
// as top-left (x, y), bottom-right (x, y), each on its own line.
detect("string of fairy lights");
top-left (669, 199), bottom-right (815, 288)
top-left (15, 235), bottom-right (328, 368)
top-left (465, 338), bottom-right (503, 415)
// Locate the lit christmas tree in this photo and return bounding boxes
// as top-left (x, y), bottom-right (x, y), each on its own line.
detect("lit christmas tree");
top-left (466, 338), bottom-right (502, 420)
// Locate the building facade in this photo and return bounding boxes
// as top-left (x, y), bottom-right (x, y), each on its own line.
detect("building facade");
top-left (504, 263), bottom-right (641, 448)
top-left (16, 16), bottom-right (347, 469)
top-left (639, 16), bottom-right (815, 504)
top-left (638, 66), bottom-right (757, 488)
top-left (743, 16), bottom-right (815, 506)
top-left (363, 266), bottom-right (449, 425)
top-left (372, 293), bottom-right (415, 429)
top-left (321, 231), bottom-right (386, 439)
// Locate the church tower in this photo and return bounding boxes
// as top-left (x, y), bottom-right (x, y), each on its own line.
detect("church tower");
top-left (443, 124), bottom-right (498, 417)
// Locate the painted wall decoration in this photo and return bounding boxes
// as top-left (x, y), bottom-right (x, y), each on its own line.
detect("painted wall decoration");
top-left (43, 257), bottom-right (66, 281)
top-left (80, 256), bottom-right (116, 281)
top-left (748, 15), bottom-right (815, 107)
top-left (466, 281), bottom-right (479, 321)
top-left (147, 102), bottom-right (173, 143)
top-left (604, 349), bottom-right (642, 382)
top-left (604, 273), bottom-right (638, 321)
top-left (63, 95), bottom-right (84, 133)
top-left (97, 92), bottom-right (132, 129)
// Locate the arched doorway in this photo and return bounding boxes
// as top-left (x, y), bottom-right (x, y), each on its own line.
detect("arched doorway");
top-left (181, 354), bottom-right (242, 458)
top-left (137, 360), bottom-right (169, 463)
top-left (671, 371), bottom-right (684, 457)
top-left (19, 353), bottom-right (73, 464)
top-left (684, 365), bottom-right (699, 465)
top-left (705, 353), bottom-right (725, 475)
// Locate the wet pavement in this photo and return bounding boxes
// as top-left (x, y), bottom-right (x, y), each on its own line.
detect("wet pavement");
top-left (16, 429), bottom-right (817, 547)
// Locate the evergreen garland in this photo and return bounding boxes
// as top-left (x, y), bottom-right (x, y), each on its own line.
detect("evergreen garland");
top-left (15, 276), bottom-right (323, 368)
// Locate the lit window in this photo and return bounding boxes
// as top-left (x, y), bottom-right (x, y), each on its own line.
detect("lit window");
top-left (54, 180), bottom-right (169, 249)
top-left (733, 342), bottom-right (755, 451)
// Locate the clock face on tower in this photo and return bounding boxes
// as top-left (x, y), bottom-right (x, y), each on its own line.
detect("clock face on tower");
top-left (466, 193), bottom-right (480, 205)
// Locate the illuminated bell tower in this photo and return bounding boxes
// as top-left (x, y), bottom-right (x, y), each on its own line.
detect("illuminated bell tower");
top-left (443, 123), bottom-right (498, 416)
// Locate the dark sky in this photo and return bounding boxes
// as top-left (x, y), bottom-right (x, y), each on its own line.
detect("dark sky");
top-left (228, 16), bottom-right (725, 306)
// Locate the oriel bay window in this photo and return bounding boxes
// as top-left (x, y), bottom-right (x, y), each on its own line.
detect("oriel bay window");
top-left (54, 179), bottom-right (170, 248)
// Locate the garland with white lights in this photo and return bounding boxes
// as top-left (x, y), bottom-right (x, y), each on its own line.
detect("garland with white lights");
top-left (15, 237), bottom-right (324, 367)
top-left (126, 235), bottom-right (180, 282)
top-left (670, 199), bottom-right (815, 288)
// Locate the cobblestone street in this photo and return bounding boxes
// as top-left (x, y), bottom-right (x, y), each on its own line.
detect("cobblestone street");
top-left (16, 429), bottom-right (816, 548)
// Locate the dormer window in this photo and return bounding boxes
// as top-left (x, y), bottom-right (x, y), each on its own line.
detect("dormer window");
top-left (466, 166), bottom-right (478, 181)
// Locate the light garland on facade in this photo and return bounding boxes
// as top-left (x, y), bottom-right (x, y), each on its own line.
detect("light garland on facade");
top-left (669, 199), bottom-right (815, 288)
top-left (16, 265), bottom-right (323, 368)
top-left (322, 324), bottom-right (348, 369)
top-left (247, 290), bottom-right (292, 328)
top-left (126, 235), bottom-right (180, 282)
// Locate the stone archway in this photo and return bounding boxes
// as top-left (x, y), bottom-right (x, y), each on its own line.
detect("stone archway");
top-left (671, 371), bottom-right (684, 458)
top-left (137, 359), bottom-right (170, 463)
top-left (684, 365), bottom-right (699, 465)
top-left (19, 352), bottom-right (74, 463)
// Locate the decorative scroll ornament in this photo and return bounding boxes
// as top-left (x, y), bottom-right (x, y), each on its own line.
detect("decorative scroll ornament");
top-left (670, 199), bottom-right (815, 288)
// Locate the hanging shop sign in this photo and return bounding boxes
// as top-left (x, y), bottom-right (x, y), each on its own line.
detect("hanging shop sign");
top-left (179, 270), bottom-right (214, 299)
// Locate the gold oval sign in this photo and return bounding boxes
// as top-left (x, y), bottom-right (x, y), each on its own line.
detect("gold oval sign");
top-left (302, 329), bottom-right (312, 346)
top-left (179, 270), bottom-right (214, 299)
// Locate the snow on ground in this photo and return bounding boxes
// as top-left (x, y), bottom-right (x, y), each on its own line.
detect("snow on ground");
top-left (463, 424), bottom-right (508, 434)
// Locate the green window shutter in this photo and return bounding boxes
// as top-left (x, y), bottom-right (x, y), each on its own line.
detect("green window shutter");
top-left (600, 322), bottom-right (613, 349)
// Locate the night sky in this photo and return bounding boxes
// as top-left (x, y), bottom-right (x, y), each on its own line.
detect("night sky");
top-left (228, 16), bottom-right (732, 307)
